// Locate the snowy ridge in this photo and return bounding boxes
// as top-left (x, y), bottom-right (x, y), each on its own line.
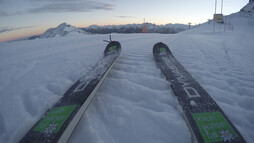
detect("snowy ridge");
top-left (87, 23), bottom-right (189, 30)
top-left (183, 5), bottom-right (254, 35)
top-left (83, 23), bottom-right (190, 34)
top-left (40, 23), bottom-right (87, 39)
top-left (241, 1), bottom-right (254, 15)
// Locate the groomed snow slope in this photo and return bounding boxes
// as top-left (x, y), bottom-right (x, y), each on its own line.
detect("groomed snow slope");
top-left (0, 16), bottom-right (254, 143)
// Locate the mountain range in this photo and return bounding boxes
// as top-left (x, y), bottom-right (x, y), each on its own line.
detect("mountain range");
top-left (29, 1), bottom-right (254, 40)
top-left (29, 22), bottom-right (192, 40)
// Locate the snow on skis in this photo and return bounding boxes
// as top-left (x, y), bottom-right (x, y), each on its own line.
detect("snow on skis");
top-left (20, 41), bottom-right (121, 143)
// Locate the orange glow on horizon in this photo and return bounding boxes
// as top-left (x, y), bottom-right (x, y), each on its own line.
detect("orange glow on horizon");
top-left (0, 26), bottom-right (48, 42)
top-left (0, 32), bottom-right (42, 42)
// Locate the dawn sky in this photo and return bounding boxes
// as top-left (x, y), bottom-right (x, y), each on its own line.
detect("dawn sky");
top-left (0, 0), bottom-right (249, 42)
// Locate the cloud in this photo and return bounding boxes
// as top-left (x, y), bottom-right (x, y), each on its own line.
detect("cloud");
top-left (116, 16), bottom-right (134, 18)
top-left (0, 11), bottom-right (28, 17)
top-left (29, 1), bottom-right (114, 13)
top-left (0, 0), bottom-right (115, 17)
top-left (0, 0), bottom-right (7, 4)
top-left (0, 11), bottom-right (8, 16)
top-left (0, 26), bottom-right (36, 33)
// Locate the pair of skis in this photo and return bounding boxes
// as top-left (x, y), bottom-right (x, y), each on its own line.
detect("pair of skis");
top-left (20, 41), bottom-right (245, 143)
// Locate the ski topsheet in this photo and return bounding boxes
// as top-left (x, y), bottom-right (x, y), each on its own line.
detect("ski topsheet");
top-left (153, 42), bottom-right (245, 143)
top-left (20, 41), bottom-right (121, 143)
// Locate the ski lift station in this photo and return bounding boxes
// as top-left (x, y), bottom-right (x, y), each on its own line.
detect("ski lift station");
top-left (213, 14), bottom-right (223, 23)
top-left (213, 0), bottom-right (224, 23)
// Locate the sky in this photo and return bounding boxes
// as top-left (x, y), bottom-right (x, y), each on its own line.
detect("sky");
top-left (0, 0), bottom-right (249, 42)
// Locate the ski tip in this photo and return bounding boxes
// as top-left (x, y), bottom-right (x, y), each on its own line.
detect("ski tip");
top-left (104, 41), bottom-right (121, 55)
top-left (153, 42), bottom-right (172, 56)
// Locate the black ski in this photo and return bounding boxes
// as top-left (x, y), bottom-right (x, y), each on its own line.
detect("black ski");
top-left (153, 42), bottom-right (245, 143)
top-left (20, 41), bottom-right (121, 143)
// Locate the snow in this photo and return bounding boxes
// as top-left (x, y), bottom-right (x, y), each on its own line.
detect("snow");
top-left (40, 23), bottom-right (87, 39)
top-left (87, 23), bottom-right (190, 30)
top-left (241, 1), bottom-right (254, 14)
top-left (190, 100), bottom-right (197, 107)
top-left (1, 11), bottom-right (254, 143)
top-left (86, 23), bottom-right (190, 34)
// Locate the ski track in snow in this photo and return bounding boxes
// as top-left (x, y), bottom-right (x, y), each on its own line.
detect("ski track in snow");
top-left (0, 23), bottom-right (254, 142)
top-left (69, 35), bottom-right (191, 143)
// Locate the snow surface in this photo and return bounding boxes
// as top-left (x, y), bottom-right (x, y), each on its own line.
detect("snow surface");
top-left (241, 1), bottom-right (254, 14)
top-left (0, 13), bottom-right (254, 143)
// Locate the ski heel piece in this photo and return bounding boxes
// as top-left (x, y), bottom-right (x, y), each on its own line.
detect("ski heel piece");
top-left (103, 35), bottom-right (112, 43)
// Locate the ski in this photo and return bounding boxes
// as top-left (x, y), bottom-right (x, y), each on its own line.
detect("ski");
top-left (20, 41), bottom-right (121, 143)
top-left (153, 42), bottom-right (245, 143)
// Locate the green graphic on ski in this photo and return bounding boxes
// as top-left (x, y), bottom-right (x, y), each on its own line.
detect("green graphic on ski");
top-left (153, 42), bottom-right (245, 143)
top-left (20, 41), bottom-right (121, 143)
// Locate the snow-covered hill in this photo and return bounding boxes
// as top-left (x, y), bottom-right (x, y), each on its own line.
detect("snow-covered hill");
top-left (185, 1), bottom-right (254, 35)
top-left (241, 0), bottom-right (254, 15)
top-left (40, 23), bottom-right (87, 39)
top-left (0, 5), bottom-right (254, 143)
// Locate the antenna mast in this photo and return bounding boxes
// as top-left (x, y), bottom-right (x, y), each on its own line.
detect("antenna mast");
top-left (142, 18), bottom-right (147, 33)
top-left (221, 0), bottom-right (223, 14)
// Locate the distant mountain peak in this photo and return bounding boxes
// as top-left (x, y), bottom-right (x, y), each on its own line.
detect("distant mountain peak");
top-left (57, 22), bottom-right (71, 28)
top-left (40, 23), bottom-right (87, 39)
